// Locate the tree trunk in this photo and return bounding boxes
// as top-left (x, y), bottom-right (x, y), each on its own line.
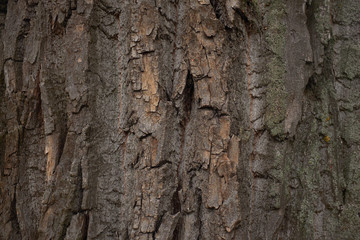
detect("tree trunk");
top-left (1, 0), bottom-right (360, 239)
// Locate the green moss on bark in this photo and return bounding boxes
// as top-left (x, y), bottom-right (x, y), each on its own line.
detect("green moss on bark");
top-left (263, 1), bottom-right (288, 139)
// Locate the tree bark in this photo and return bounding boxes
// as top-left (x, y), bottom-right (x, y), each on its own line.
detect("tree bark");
top-left (1, 0), bottom-right (360, 239)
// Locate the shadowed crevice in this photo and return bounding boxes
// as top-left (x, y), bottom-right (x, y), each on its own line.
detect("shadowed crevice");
top-left (0, 0), bottom-right (7, 14)
top-left (209, 0), bottom-right (222, 20)
top-left (182, 71), bottom-right (194, 127)
top-left (82, 213), bottom-right (89, 240)
top-left (153, 213), bottom-right (164, 239)
top-left (172, 213), bottom-right (182, 240)
top-left (10, 187), bottom-right (22, 239)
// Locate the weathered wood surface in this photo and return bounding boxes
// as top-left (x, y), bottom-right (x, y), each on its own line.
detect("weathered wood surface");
top-left (0, 0), bottom-right (359, 239)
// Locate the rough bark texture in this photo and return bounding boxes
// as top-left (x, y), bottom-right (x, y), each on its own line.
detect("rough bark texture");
top-left (1, 0), bottom-right (360, 239)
